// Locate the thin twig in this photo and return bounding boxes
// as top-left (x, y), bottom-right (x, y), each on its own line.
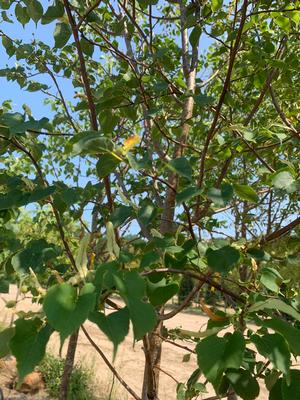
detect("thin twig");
top-left (154, 333), bottom-right (195, 354)
top-left (154, 366), bottom-right (179, 384)
top-left (160, 281), bottom-right (204, 321)
top-left (43, 64), bottom-right (79, 132)
top-left (269, 84), bottom-right (300, 139)
top-left (81, 325), bottom-right (142, 400)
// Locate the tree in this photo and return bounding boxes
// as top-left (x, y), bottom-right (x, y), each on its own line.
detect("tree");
top-left (0, 0), bottom-right (300, 399)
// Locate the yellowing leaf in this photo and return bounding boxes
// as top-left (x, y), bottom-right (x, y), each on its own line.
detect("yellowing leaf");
top-left (200, 299), bottom-right (228, 322)
top-left (89, 252), bottom-right (96, 270)
top-left (123, 135), bottom-right (140, 152)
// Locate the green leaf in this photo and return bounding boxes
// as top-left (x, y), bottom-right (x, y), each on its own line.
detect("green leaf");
top-left (0, 326), bottom-right (15, 357)
top-left (0, 278), bottom-right (9, 293)
top-left (182, 353), bottom-right (191, 363)
top-left (260, 267), bottom-right (283, 293)
top-left (138, 202), bottom-right (156, 225)
top-left (71, 131), bottom-right (114, 155)
top-left (272, 171), bottom-right (294, 188)
top-left (11, 117), bottom-right (49, 134)
top-left (290, 9), bottom-right (300, 25)
top-left (54, 22), bottom-right (72, 48)
top-left (282, 370), bottom-right (300, 399)
top-left (211, 0), bottom-right (223, 12)
top-left (0, 112), bottom-right (24, 130)
top-left (106, 221), bottom-right (120, 257)
top-left (207, 184), bottom-right (233, 207)
top-left (221, 183), bottom-right (234, 203)
top-left (10, 319), bottom-right (52, 380)
top-left (0, 0), bottom-right (11, 10)
top-left (27, 185), bottom-right (55, 202)
top-left (98, 95), bottom-right (124, 109)
top-left (114, 271), bottom-right (157, 340)
top-left (2, 10), bottom-right (13, 22)
top-left (110, 205), bottom-right (134, 227)
top-left (127, 152), bottom-right (151, 170)
top-left (94, 261), bottom-right (119, 290)
top-left (194, 93), bottom-right (214, 106)
top-left (274, 16), bottom-right (290, 31)
top-left (96, 153), bottom-right (121, 178)
top-left (234, 184), bottom-right (259, 203)
top-left (247, 248), bottom-right (269, 260)
top-left (147, 278), bottom-right (179, 306)
top-left (43, 283), bottom-right (96, 343)
top-left (226, 369), bottom-right (259, 400)
top-left (89, 308), bottom-right (130, 358)
top-left (167, 157), bottom-right (192, 181)
top-left (272, 171), bottom-right (296, 192)
top-left (176, 383), bottom-right (186, 400)
top-left (248, 299), bottom-right (300, 322)
top-left (127, 299), bottom-right (157, 340)
top-left (222, 332), bottom-right (245, 370)
top-left (75, 235), bottom-right (89, 279)
top-left (251, 333), bottom-right (290, 378)
top-left (265, 370), bottom-right (281, 392)
top-left (269, 378), bottom-right (283, 400)
top-left (264, 318), bottom-right (300, 356)
top-left (15, 4), bottom-right (30, 26)
top-left (0, 186), bottom-right (55, 211)
top-left (2, 36), bottom-right (15, 57)
top-left (140, 252), bottom-right (160, 269)
top-left (11, 239), bottom-right (59, 275)
top-left (80, 38), bottom-right (94, 57)
top-left (41, 1), bottom-right (64, 24)
top-left (206, 245), bottom-right (240, 273)
top-left (189, 26), bottom-right (201, 47)
top-left (176, 186), bottom-right (202, 204)
top-left (196, 335), bottom-right (226, 383)
top-left (27, 0), bottom-right (43, 23)
top-left (196, 332), bottom-right (245, 385)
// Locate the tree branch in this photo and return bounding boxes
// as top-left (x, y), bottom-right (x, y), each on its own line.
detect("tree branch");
top-left (159, 281), bottom-right (204, 321)
top-left (198, 0), bottom-right (249, 187)
top-left (81, 325), bottom-right (141, 400)
top-left (269, 84), bottom-right (300, 139)
top-left (262, 216), bottom-right (300, 243)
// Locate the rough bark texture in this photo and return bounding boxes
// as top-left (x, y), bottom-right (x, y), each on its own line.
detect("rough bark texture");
top-left (142, 321), bottom-right (163, 400)
top-left (59, 329), bottom-right (79, 400)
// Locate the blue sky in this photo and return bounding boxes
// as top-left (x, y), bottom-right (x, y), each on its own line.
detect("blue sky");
top-left (0, 6), bottom-right (230, 237)
top-left (0, 4), bottom-right (213, 118)
top-left (0, 16), bottom-right (75, 118)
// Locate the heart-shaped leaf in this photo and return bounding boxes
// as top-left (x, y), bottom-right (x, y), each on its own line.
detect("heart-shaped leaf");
top-left (43, 283), bottom-right (96, 343)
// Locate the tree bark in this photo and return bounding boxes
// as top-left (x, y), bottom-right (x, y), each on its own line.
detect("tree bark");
top-left (59, 329), bottom-right (79, 400)
top-left (142, 321), bottom-right (163, 400)
top-left (160, 0), bottom-right (197, 234)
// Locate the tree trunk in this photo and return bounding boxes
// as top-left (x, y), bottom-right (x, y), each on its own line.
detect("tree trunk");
top-left (142, 321), bottom-right (163, 400)
top-left (143, 1), bottom-right (198, 396)
top-left (59, 329), bottom-right (79, 400)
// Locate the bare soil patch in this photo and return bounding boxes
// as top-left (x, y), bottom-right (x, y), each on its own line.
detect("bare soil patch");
top-left (1, 286), bottom-right (269, 400)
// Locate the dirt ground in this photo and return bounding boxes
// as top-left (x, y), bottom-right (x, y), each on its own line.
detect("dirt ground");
top-left (0, 285), bottom-right (270, 400)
